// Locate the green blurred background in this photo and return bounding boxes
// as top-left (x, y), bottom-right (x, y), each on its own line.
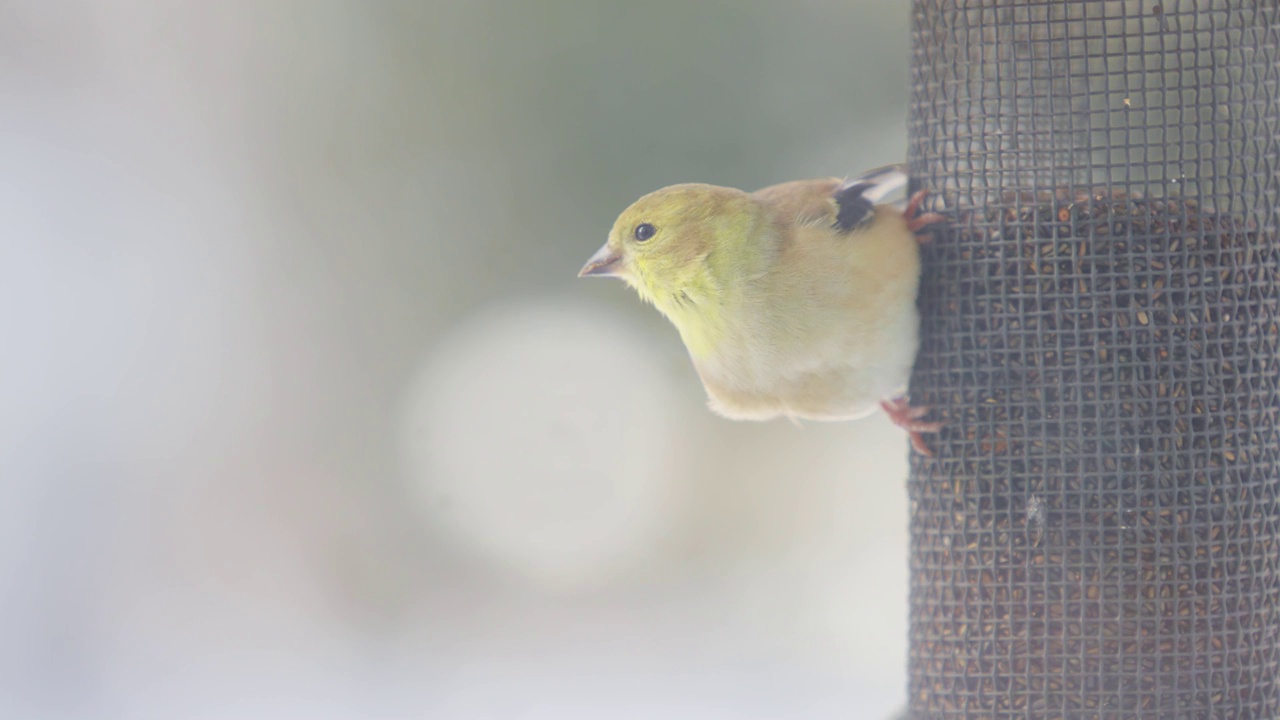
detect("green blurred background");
top-left (2, 2), bottom-right (913, 717)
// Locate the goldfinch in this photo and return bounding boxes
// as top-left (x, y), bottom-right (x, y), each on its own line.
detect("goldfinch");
top-left (579, 165), bottom-right (944, 454)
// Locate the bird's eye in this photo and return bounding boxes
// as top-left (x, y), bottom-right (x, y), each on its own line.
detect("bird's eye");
top-left (633, 223), bottom-right (656, 242)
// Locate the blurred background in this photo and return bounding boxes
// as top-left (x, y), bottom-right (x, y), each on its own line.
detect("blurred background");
top-left (1, 2), bottom-right (913, 718)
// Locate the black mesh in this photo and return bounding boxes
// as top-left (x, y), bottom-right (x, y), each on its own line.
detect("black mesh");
top-left (905, 2), bottom-right (1280, 718)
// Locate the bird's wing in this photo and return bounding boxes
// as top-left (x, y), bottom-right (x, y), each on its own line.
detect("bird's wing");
top-left (751, 165), bottom-right (909, 236)
top-left (842, 164), bottom-right (908, 203)
top-left (831, 164), bottom-right (908, 233)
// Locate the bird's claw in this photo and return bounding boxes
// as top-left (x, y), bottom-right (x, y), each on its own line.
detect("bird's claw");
top-left (880, 396), bottom-right (944, 456)
top-left (904, 189), bottom-right (946, 244)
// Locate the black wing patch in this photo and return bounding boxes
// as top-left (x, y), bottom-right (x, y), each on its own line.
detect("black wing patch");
top-left (832, 182), bottom-right (875, 233)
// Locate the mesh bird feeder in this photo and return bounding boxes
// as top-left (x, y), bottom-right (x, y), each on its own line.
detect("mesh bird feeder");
top-left (905, 2), bottom-right (1280, 718)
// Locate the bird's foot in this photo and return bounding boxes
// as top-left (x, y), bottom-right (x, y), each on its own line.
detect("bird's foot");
top-left (880, 395), bottom-right (944, 456)
top-left (904, 189), bottom-right (946, 244)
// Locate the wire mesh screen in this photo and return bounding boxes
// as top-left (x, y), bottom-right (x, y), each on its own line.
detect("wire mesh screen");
top-left (905, 1), bottom-right (1280, 717)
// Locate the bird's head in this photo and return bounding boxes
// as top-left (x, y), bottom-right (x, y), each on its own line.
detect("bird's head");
top-left (579, 184), bottom-right (769, 351)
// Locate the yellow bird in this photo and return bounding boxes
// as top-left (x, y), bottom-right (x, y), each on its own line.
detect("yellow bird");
top-left (579, 165), bottom-right (944, 454)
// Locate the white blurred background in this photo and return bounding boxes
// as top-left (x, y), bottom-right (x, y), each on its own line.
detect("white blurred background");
top-left (1, 2), bottom-right (913, 718)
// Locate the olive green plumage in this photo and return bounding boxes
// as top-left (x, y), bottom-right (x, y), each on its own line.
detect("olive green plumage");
top-left (581, 165), bottom-right (941, 450)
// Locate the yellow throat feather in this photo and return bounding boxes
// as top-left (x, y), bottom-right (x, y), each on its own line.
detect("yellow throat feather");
top-left (608, 184), bottom-right (772, 358)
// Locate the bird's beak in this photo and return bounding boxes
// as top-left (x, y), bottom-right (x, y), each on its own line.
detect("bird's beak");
top-left (578, 243), bottom-right (625, 278)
